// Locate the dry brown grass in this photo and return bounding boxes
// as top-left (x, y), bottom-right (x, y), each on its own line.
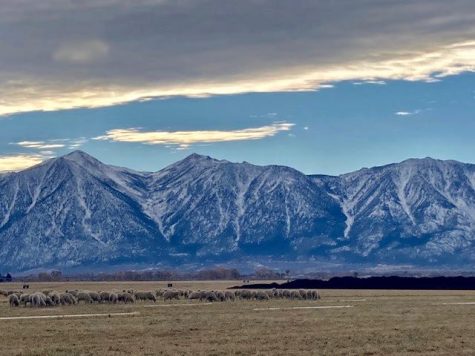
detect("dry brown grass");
top-left (1, 281), bottom-right (475, 355)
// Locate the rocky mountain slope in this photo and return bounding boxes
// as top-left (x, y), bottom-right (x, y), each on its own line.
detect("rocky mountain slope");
top-left (1, 151), bottom-right (475, 271)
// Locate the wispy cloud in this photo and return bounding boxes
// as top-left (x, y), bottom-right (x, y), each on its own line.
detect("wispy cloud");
top-left (1, 1), bottom-right (475, 115)
top-left (353, 80), bottom-right (386, 86)
top-left (0, 154), bottom-right (46, 172)
top-left (395, 109), bottom-right (423, 116)
top-left (66, 138), bottom-right (88, 149)
top-left (16, 141), bottom-right (65, 149)
top-left (94, 122), bottom-right (294, 149)
top-left (13, 138), bottom-right (87, 150)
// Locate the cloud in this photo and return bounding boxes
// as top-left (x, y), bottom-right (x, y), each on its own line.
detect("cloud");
top-left (353, 80), bottom-right (386, 86)
top-left (395, 109), bottom-right (423, 116)
top-left (1, 1), bottom-right (475, 115)
top-left (1, 137), bottom-right (89, 171)
top-left (0, 154), bottom-right (45, 172)
top-left (66, 138), bottom-right (88, 149)
top-left (16, 141), bottom-right (65, 149)
top-left (13, 138), bottom-right (87, 150)
top-left (94, 122), bottom-right (294, 148)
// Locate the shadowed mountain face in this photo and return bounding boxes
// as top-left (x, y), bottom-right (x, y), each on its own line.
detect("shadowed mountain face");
top-left (1, 151), bottom-right (475, 271)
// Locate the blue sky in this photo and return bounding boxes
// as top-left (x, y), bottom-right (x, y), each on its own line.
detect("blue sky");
top-left (1, 1), bottom-right (475, 174)
top-left (1, 73), bottom-right (474, 175)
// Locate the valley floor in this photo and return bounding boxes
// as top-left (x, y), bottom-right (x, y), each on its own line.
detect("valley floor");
top-left (0, 281), bottom-right (475, 355)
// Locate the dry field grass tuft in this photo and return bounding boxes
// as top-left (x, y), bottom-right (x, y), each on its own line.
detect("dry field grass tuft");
top-left (0, 281), bottom-right (475, 355)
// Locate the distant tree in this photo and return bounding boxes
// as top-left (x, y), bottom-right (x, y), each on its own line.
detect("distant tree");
top-left (38, 272), bottom-right (50, 281)
top-left (255, 267), bottom-right (280, 280)
top-left (5, 273), bottom-right (12, 282)
top-left (196, 268), bottom-right (241, 280)
top-left (50, 270), bottom-right (62, 281)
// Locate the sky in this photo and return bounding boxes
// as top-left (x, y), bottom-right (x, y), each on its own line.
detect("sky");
top-left (1, 0), bottom-right (475, 175)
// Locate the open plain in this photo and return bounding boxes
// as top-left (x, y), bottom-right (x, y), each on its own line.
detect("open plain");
top-left (1, 281), bottom-right (475, 355)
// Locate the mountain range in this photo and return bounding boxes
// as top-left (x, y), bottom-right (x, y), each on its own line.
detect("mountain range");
top-left (1, 151), bottom-right (475, 272)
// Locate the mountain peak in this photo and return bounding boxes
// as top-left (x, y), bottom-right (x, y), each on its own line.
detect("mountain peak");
top-left (184, 153), bottom-right (214, 161)
top-left (169, 153), bottom-right (227, 168)
top-left (64, 150), bottom-right (93, 160)
top-left (63, 150), bottom-right (102, 166)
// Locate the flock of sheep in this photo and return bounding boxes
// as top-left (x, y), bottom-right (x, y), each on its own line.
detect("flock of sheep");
top-left (1, 288), bottom-right (320, 308)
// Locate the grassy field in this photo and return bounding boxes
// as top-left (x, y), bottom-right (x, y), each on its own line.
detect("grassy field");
top-left (1, 281), bottom-right (475, 355)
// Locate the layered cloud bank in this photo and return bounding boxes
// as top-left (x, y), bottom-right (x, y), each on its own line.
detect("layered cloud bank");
top-left (1, 0), bottom-right (475, 115)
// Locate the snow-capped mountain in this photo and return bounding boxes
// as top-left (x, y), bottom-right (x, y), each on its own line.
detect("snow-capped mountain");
top-left (1, 151), bottom-right (475, 271)
top-left (143, 154), bottom-right (344, 256)
top-left (312, 158), bottom-right (475, 265)
top-left (0, 151), bottom-right (166, 271)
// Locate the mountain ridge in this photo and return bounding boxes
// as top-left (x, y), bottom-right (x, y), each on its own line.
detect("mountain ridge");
top-left (1, 150), bottom-right (475, 271)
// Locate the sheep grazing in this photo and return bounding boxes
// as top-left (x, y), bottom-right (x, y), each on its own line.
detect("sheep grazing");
top-left (291, 291), bottom-right (303, 300)
top-left (215, 291), bottom-right (226, 302)
top-left (76, 292), bottom-right (93, 304)
top-left (49, 291), bottom-right (61, 305)
top-left (118, 292), bottom-right (135, 304)
top-left (66, 290), bottom-right (79, 297)
top-left (60, 293), bottom-right (77, 305)
top-left (109, 293), bottom-right (118, 304)
top-left (163, 290), bottom-right (180, 301)
top-left (204, 291), bottom-right (218, 302)
top-left (188, 291), bottom-right (203, 301)
top-left (236, 290), bottom-right (248, 300)
top-left (8, 294), bottom-right (20, 307)
top-left (224, 291), bottom-right (235, 301)
top-left (135, 291), bottom-right (156, 302)
top-left (20, 293), bottom-right (31, 307)
top-left (255, 291), bottom-right (270, 301)
top-left (1, 285), bottom-right (321, 309)
top-left (45, 296), bottom-right (55, 307)
top-left (87, 291), bottom-right (101, 303)
top-left (0, 290), bottom-right (8, 297)
top-left (99, 291), bottom-right (111, 303)
top-left (265, 290), bottom-right (274, 299)
top-left (30, 292), bottom-right (47, 308)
